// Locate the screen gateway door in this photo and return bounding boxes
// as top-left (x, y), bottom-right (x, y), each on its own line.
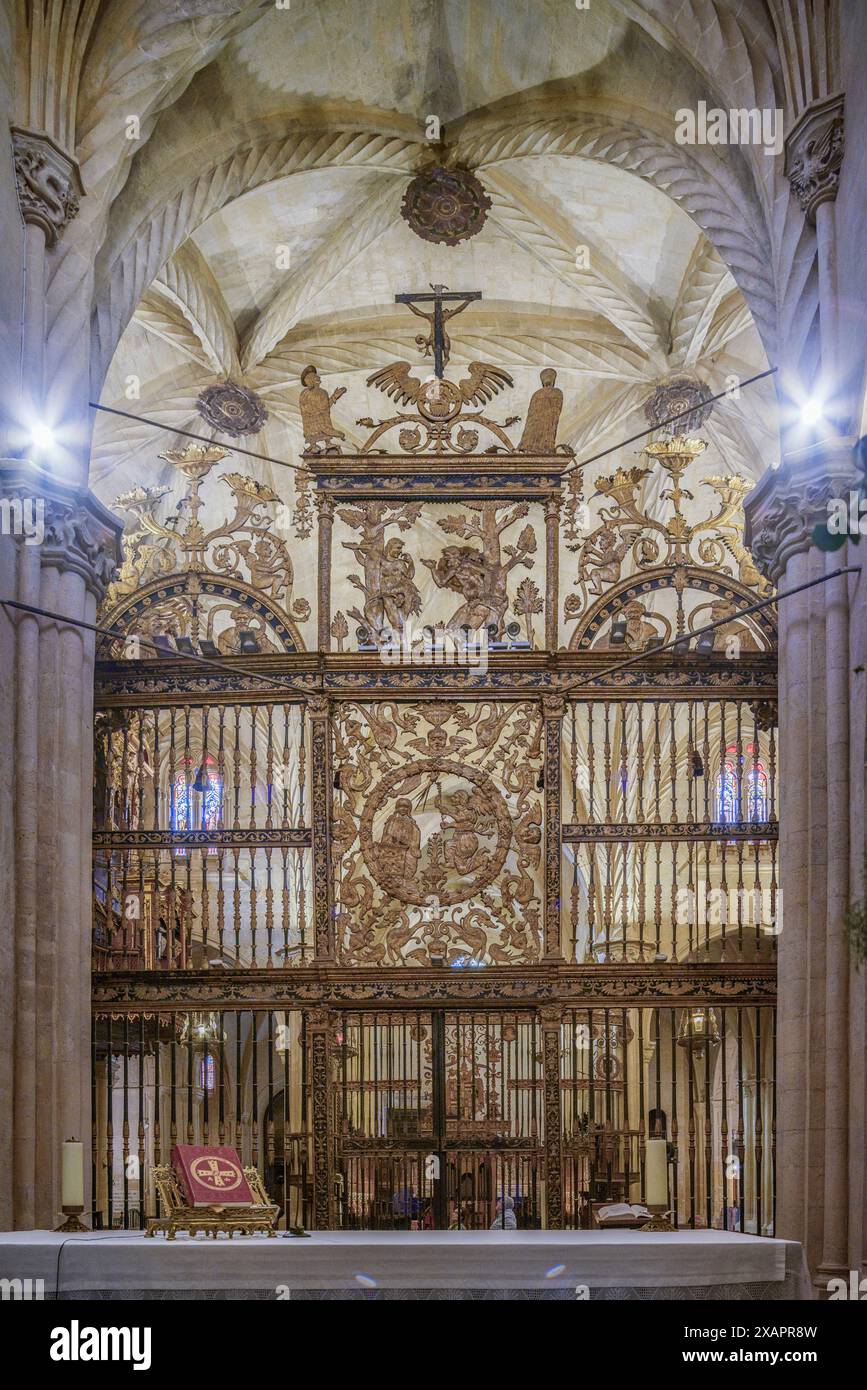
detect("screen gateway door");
top-left (334, 1010), bottom-right (543, 1230)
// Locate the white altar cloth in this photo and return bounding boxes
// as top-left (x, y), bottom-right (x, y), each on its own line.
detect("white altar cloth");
top-left (0, 1229), bottom-right (809, 1299)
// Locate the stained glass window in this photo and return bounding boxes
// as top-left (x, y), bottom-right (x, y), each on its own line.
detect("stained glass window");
top-left (171, 757), bottom-right (222, 832)
top-left (199, 1054), bottom-right (216, 1093)
top-left (716, 745), bottom-right (768, 823)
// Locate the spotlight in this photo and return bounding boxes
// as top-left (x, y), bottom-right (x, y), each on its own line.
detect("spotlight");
top-left (151, 633), bottom-right (176, 655)
top-left (238, 629), bottom-right (260, 653)
top-left (29, 422), bottom-right (56, 453)
top-left (609, 617), bottom-right (628, 646)
top-left (692, 751), bottom-right (705, 778)
top-left (695, 630), bottom-right (715, 654)
top-left (199, 638), bottom-right (220, 658)
top-left (801, 398), bottom-right (824, 426)
top-left (672, 636), bottom-right (690, 654)
top-left (174, 636), bottom-right (197, 656)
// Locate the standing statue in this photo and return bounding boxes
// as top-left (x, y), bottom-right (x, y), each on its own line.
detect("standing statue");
top-left (299, 365), bottom-right (346, 451)
top-left (517, 369), bottom-right (563, 453)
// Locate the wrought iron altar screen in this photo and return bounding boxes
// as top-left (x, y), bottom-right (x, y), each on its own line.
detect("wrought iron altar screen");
top-left (90, 996), bottom-right (775, 1233)
top-left (91, 678), bottom-right (777, 1232)
top-left (90, 296), bottom-right (778, 1233)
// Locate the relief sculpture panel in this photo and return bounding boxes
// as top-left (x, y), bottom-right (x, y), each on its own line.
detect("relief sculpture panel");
top-left (332, 701), bottom-right (544, 966)
top-left (331, 500), bottom-right (544, 648)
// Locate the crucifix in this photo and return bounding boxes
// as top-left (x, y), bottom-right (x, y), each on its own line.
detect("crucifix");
top-left (395, 284), bottom-right (482, 379)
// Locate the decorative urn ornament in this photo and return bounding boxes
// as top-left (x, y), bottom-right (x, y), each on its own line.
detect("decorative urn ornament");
top-left (400, 164), bottom-right (492, 245)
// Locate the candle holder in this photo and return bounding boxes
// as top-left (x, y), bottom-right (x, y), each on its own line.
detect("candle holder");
top-left (55, 1206), bottom-right (89, 1233)
top-left (640, 1204), bottom-right (676, 1232)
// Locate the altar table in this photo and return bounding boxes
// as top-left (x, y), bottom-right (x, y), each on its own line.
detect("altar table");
top-left (0, 1228), bottom-right (810, 1300)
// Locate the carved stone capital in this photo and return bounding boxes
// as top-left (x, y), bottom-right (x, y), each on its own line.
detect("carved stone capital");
top-left (743, 438), bottom-right (861, 584)
top-left (544, 491), bottom-right (562, 522)
top-left (784, 94), bottom-right (845, 222)
top-left (539, 1004), bottom-right (564, 1030)
top-left (0, 458), bottom-right (123, 600)
top-left (314, 491), bottom-right (335, 521)
top-left (306, 693), bottom-right (331, 721)
top-left (542, 694), bottom-right (565, 721)
top-left (11, 127), bottom-right (83, 246)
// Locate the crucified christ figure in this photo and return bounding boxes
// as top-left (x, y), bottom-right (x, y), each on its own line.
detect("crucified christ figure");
top-left (404, 287), bottom-right (476, 368)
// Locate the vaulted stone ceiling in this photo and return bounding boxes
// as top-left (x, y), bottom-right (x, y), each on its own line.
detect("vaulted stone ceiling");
top-left (87, 0), bottom-right (783, 514)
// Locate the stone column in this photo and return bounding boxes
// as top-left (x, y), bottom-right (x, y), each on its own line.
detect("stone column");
top-left (783, 95), bottom-right (846, 409)
top-left (745, 438), bottom-right (865, 1289)
top-left (10, 128), bottom-right (82, 417)
top-left (0, 458), bottom-right (122, 1230)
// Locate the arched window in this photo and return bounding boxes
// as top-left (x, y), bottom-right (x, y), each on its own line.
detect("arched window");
top-left (716, 744), bottom-right (768, 824)
top-left (199, 1053), bottom-right (216, 1093)
top-left (171, 755), bottom-right (223, 832)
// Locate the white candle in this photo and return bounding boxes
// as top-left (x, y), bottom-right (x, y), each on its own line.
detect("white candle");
top-left (62, 1140), bottom-right (84, 1208)
top-left (645, 1138), bottom-right (668, 1207)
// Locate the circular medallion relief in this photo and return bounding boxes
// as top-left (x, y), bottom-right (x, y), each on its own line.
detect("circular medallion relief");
top-left (359, 758), bottom-right (512, 907)
top-left (644, 377), bottom-right (713, 436)
top-left (417, 376), bottom-right (462, 423)
top-left (197, 381), bottom-right (268, 437)
top-left (400, 165), bottom-right (492, 246)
